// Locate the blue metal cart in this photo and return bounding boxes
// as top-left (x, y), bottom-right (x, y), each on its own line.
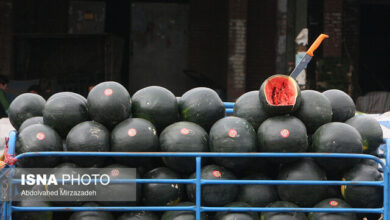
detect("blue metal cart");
top-left (1, 102), bottom-right (389, 220)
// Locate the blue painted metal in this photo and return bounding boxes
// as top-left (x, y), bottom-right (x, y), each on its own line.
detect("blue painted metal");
top-left (11, 206), bottom-right (384, 213)
top-left (224, 102), bottom-right (235, 109)
top-left (195, 157), bottom-right (201, 220)
top-left (1, 102), bottom-right (390, 219)
top-left (384, 139), bottom-right (390, 220)
top-left (10, 178), bottom-right (383, 186)
top-left (225, 108), bottom-right (233, 114)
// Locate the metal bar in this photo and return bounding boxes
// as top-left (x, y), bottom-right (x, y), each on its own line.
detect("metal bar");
top-left (13, 151), bottom-right (384, 162)
top-left (225, 109), bottom-right (234, 114)
top-left (11, 179), bottom-right (196, 184)
top-left (384, 139), bottom-right (390, 220)
top-left (10, 206), bottom-right (383, 214)
top-left (201, 207), bottom-right (383, 214)
top-left (223, 102), bottom-right (235, 108)
top-left (195, 157), bottom-right (201, 220)
top-left (200, 179), bottom-right (383, 186)
top-left (10, 178), bottom-right (381, 186)
top-left (7, 131), bottom-right (17, 156)
top-left (12, 206), bottom-right (196, 212)
top-left (6, 167), bottom-right (15, 220)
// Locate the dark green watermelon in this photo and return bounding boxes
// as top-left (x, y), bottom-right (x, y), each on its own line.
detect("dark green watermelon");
top-left (233, 91), bottom-right (269, 130)
top-left (345, 115), bottom-right (383, 154)
top-left (237, 173), bottom-right (278, 207)
top-left (293, 90), bottom-right (332, 134)
top-left (162, 202), bottom-right (208, 220)
top-left (98, 164), bottom-right (142, 206)
top-left (160, 121), bottom-right (208, 173)
top-left (342, 163), bottom-right (383, 209)
top-left (119, 212), bottom-right (159, 220)
top-left (259, 74), bottom-right (301, 115)
top-left (187, 164), bottom-right (238, 206)
top-left (308, 198), bottom-right (357, 220)
top-left (360, 159), bottom-right (379, 169)
top-left (47, 91), bottom-right (87, 104)
top-left (69, 203), bottom-right (114, 220)
top-left (277, 159), bottom-right (328, 207)
top-left (142, 167), bottom-right (184, 206)
top-left (214, 202), bottom-right (259, 220)
top-left (111, 118), bottom-right (159, 166)
top-left (87, 81), bottom-right (132, 129)
top-left (257, 116), bottom-right (308, 156)
top-left (261, 201), bottom-right (307, 220)
top-left (13, 200), bottom-right (52, 220)
top-left (9, 93), bottom-right (46, 130)
top-left (16, 124), bottom-right (62, 168)
top-left (312, 122), bottom-right (362, 174)
top-left (19, 116), bottom-right (44, 132)
top-left (238, 158), bottom-right (279, 179)
top-left (132, 86), bottom-right (179, 132)
top-left (322, 89), bottom-right (355, 122)
top-left (209, 116), bottom-right (257, 171)
top-left (43, 92), bottom-right (89, 137)
top-left (179, 87), bottom-right (225, 131)
top-left (49, 163), bottom-right (84, 207)
top-left (65, 121), bottom-right (110, 167)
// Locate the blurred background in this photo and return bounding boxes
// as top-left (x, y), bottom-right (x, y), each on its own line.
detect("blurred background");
top-left (0, 0), bottom-right (389, 112)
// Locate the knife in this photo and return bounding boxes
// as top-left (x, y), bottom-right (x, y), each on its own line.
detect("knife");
top-left (290, 34), bottom-right (329, 79)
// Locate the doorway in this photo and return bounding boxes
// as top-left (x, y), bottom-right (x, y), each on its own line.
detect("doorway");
top-left (359, 4), bottom-right (390, 94)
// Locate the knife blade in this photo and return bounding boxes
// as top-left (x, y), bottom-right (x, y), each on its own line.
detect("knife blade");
top-left (290, 34), bottom-right (329, 79)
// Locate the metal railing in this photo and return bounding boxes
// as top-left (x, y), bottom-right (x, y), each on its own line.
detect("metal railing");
top-left (1, 102), bottom-right (388, 220)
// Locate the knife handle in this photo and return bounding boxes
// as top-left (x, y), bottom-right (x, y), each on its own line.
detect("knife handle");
top-left (306, 34), bottom-right (329, 56)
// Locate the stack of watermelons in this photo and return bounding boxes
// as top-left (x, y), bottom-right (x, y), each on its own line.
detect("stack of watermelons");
top-left (9, 75), bottom-right (384, 220)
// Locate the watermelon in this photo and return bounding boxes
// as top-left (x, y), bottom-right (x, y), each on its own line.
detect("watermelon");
top-left (312, 122), bottom-right (362, 174)
top-left (43, 92), bottom-right (89, 137)
top-left (49, 163), bottom-right (84, 207)
top-left (179, 87), bottom-right (225, 131)
top-left (277, 159), bottom-right (327, 207)
top-left (233, 91), bottom-right (269, 130)
top-left (162, 202), bottom-right (208, 220)
top-left (119, 212), bottom-right (159, 220)
top-left (322, 89), bottom-right (355, 122)
top-left (16, 124), bottom-right (62, 168)
top-left (19, 116), bottom-right (43, 132)
top-left (98, 164), bottom-right (142, 206)
top-left (142, 167), bottom-right (184, 206)
top-left (293, 90), bottom-right (332, 134)
top-left (87, 81), bottom-right (132, 129)
top-left (68, 203), bottom-right (114, 220)
top-left (111, 118), bottom-right (159, 166)
top-left (345, 115), bottom-right (383, 154)
top-left (259, 74), bottom-right (301, 115)
top-left (160, 121), bottom-right (208, 173)
top-left (361, 159), bottom-right (379, 169)
top-left (9, 93), bottom-right (46, 130)
top-left (261, 201), bottom-right (307, 220)
top-left (47, 92), bottom-right (86, 104)
top-left (237, 173), bottom-right (278, 207)
top-left (308, 198), bottom-right (357, 220)
top-left (13, 200), bottom-right (52, 220)
top-left (66, 121), bottom-right (110, 167)
top-left (257, 116), bottom-right (308, 156)
top-left (214, 202), bottom-right (259, 220)
top-left (132, 86), bottom-right (179, 132)
top-left (209, 116), bottom-right (257, 171)
top-left (342, 163), bottom-right (383, 209)
top-left (187, 164), bottom-right (238, 206)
